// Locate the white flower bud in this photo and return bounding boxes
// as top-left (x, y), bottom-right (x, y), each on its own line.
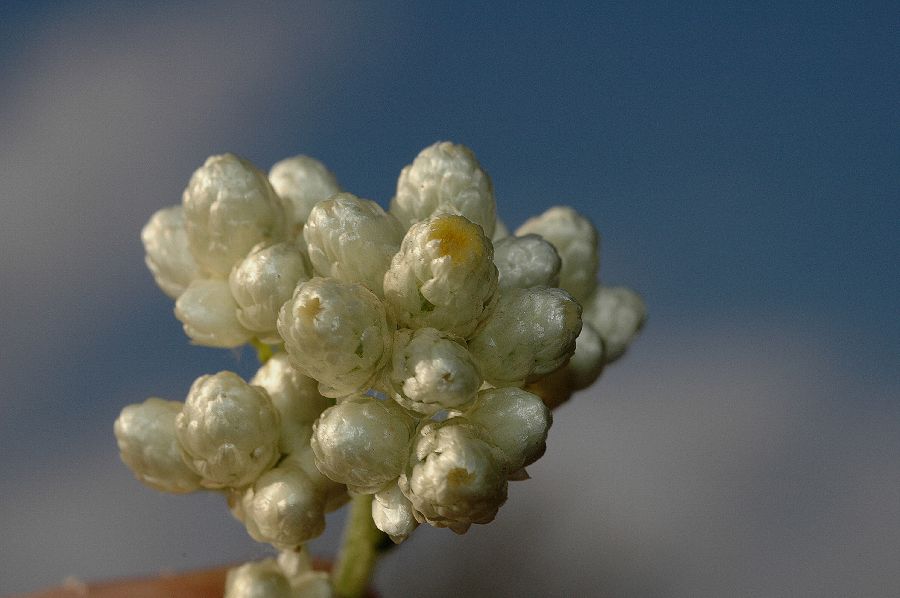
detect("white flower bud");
top-left (303, 193), bottom-right (404, 296)
top-left (250, 353), bottom-right (332, 455)
top-left (237, 456), bottom-right (326, 549)
top-left (114, 398), bottom-right (202, 494)
top-left (291, 445), bottom-right (349, 513)
top-left (174, 278), bottom-right (252, 348)
top-left (311, 396), bottom-right (416, 493)
top-left (229, 242), bottom-right (312, 342)
top-left (390, 141), bottom-right (496, 237)
top-left (385, 328), bottom-right (481, 415)
top-left (277, 278), bottom-right (392, 398)
top-left (269, 155), bottom-right (341, 234)
top-left (465, 388), bottom-right (551, 471)
top-left (399, 418), bottom-right (508, 533)
top-left (278, 549), bottom-right (333, 598)
top-left (525, 321), bottom-right (606, 409)
top-left (583, 286), bottom-right (646, 363)
top-left (141, 206), bottom-right (201, 299)
top-left (183, 154), bottom-right (286, 276)
top-left (468, 287), bottom-right (582, 387)
top-left (516, 206), bottom-right (599, 302)
top-left (225, 559), bottom-right (293, 598)
top-left (493, 234), bottom-right (561, 290)
top-left (383, 214), bottom-right (498, 338)
top-left (523, 321), bottom-right (607, 409)
top-left (564, 320), bottom-right (606, 389)
top-left (372, 483), bottom-right (418, 543)
top-left (175, 371), bottom-right (281, 488)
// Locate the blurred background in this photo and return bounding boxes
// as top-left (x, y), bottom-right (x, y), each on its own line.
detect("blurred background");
top-left (1, 1), bottom-right (897, 596)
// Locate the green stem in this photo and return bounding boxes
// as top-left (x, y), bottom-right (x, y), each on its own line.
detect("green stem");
top-left (332, 494), bottom-right (385, 598)
top-left (250, 337), bottom-right (273, 364)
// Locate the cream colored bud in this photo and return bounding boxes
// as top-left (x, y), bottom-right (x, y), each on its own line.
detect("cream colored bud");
top-left (225, 559), bottom-right (293, 598)
top-left (516, 206), bottom-right (599, 302)
top-left (390, 141), bottom-right (496, 237)
top-left (175, 371), bottom-right (281, 488)
top-left (564, 320), bottom-right (606, 389)
top-left (269, 155), bottom-right (341, 234)
top-left (250, 353), bottom-right (333, 455)
top-left (523, 321), bottom-right (608, 409)
top-left (372, 483), bottom-right (418, 543)
top-left (141, 206), bottom-right (201, 299)
top-left (277, 278), bottom-right (392, 398)
top-left (383, 214), bottom-right (498, 338)
top-left (493, 234), bottom-right (561, 290)
top-left (291, 445), bottom-right (349, 513)
top-left (303, 193), bottom-right (404, 296)
top-left (385, 328), bottom-right (482, 415)
top-left (237, 456), bottom-right (326, 549)
top-left (583, 286), bottom-right (646, 363)
top-left (399, 418), bottom-right (508, 533)
top-left (183, 154), bottom-right (286, 276)
top-left (229, 242), bottom-right (312, 341)
top-left (468, 287), bottom-right (582, 387)
top-left (114, 398), bottom-right (202, 494)
top-left (311, 396), bottom-right (416, 494)
top-left (174, 278), bottom-right (252, 348)
top-left (278, 549), bottom-right (333, 598)
top-left (466, 387), bottom-right (552, 471)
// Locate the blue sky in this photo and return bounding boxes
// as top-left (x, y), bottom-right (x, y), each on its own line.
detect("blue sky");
top-left (0, 2), bottom-right (897, 596)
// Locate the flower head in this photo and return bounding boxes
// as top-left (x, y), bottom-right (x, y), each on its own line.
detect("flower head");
top-left (182, 153), bottom-right (286, 276)
top-left (278, 277), bottom-right (392, 398)
top-left (175, 371), bottom-right (281, 488)
top-left (390, 141), bottom-right (496, 237)
top-left (384, 214), bottom-right (498, 338)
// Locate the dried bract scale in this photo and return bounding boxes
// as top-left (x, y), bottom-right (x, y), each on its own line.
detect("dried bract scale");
top-left (390, 141), bottom-right (496, 237)
top-left (311, 396), bottom-right (416, 494)
top-left (174, 278), bottom-right (252, 348)
top-left (183, 153), bottom-right (286, 276)
top-left (383, 214), bottom-right (498, 338)
top-left (303, 192), bottom-right (404, 296)
top-left (516, 206), bottom-right (599, 303)
top-left (582, 285), bottom-right (647, 363)
top-left (493, 233), bottom-right (562, 290)
top-left (175, 371), bottom-right (281, 489)
top-left (114, 398), bottom-right (202, 494)
top-left (468, 286), bottom-right (582, 387)
top-left (277, 277), bottom-right (393, 398)
top-left (229, 242), bottom-right (312, 342)
top-left (372, 483), bottom-right (418, 543)
top-left (141, 205), bottom-right (201, 299)
top-left (269, 155), bottom-right (341, 236)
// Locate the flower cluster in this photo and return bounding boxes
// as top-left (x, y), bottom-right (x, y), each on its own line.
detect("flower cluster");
top-left (116, 142), bottom-right (645, 597)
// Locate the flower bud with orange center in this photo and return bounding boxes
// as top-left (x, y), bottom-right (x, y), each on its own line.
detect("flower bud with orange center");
top-left (383, 214), bottom-right (498, 338)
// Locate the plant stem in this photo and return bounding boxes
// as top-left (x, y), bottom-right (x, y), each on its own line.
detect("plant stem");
top-left (250, 337), bottom-right (273, 364)
top-left (332, 493), bottom-right (385, 598)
